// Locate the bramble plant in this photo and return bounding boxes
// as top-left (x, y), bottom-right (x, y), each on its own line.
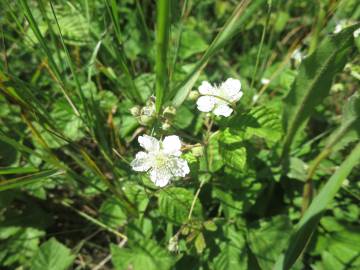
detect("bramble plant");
top-left (0, 0), bottom-right (359, 270)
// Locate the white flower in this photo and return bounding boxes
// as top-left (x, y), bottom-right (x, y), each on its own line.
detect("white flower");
top-left (354, 28), bottom-right (360, 38)
top-left (291, 48), bottom-right (303, 63)
top-left (261, 78), bottom-right (270, 85)
top-left (196, 78), bottom-right (242, 117)
top-left (334, 20), bottom-right (347, 34)
top-left (131, 135), bottom-right (190, 187)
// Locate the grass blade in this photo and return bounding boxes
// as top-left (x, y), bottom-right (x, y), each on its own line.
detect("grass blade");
top-left (281, 24), bottom-right (359, 164)
top-left (0, 167), bottom-right (38, 175)
top-left (171, 0), bottom-right (265, 107)
top-left (104, 0), bottom-right (142, 103)
top-left (0, 169), bottom-right (64, 191)
top-left (274, 142), bottom-right (360, 269)
top-left (155, 0), bottom-right (170, 112)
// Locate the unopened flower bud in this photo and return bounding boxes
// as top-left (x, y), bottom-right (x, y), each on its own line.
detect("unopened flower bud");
top-left (138, 115), bottom-right (155, 126)
top-left (188, 90), bottom-right (200, 101)
top-left (162, 121), bottom-right (171, 130)
top-left (191, 145), bottom-right (204, 157)
top-left (130, 106), bottom-right (140, 116)
top-left (163, 106), bottom-right (177, 119)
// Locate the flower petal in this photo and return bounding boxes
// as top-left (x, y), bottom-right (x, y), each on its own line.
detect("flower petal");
top-left (213, 104), bottom-right (233, 117)
top-left (169, 157), bottom-right (190, 177)
top-left (196, 96), bottom-right (215, 112)
top-left (221, 78), bottom-right (242, 102)
top-left (138, 135), bottom-right (160, 152)
top-left (149, 167), bottom-right (172, 187)
top-left (131, 151), bottom-right (152, 172)
top-left (198, 81), bottom-right (213, 95)
top-left (162, 135), bottom-right (182, 156)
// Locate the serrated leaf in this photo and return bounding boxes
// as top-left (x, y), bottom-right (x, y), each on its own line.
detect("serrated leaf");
top-left (229, 105), bottom-right (283, 145)
top-left (99, 198), bottom-right (127, 229)
top-left (282, 24), bottom-right (359, 160)
top-left (212, 225), bottom-right (247, 270)
top-left (219, 129), bottom-right (247, 171)
top-left (111, 240), bottom-right (175, 270)
top-left (158, 187), bottom-right (203, 224)
top-left (30, 238), bottom-right (75, 270)
top-left (248, 215), bottom-right (292, 270)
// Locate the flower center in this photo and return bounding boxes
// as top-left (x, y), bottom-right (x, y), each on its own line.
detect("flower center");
top-left (154, 152), bottom-right (168, 168)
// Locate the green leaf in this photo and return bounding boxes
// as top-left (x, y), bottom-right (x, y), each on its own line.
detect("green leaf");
top-left (158, 187), bottom-right (202, 224)
top-left (178, 28), bottom-right (208, 59)
top-left (111, 240), bottom-right (175, 270)
top-left (219, 129), bottom-right (247, 171)
top-left (212, 225), bottom-right (248, 270)
top-left (99, 198), bottom-right (127, 229)
top-left (206, 132), bottom-right (224, 173)
top-left (282, 24), bottom-right (358, 160)
top-left (194, 232), bottom-right (206, 254)
top-left (30, 238), bottom-right (75, 270)
top-left (275, 142), bottom-right (360, 270)
top-left (248, 215), bottom-right (292, 270)
top-left (228, 105), bottom-right (283, 145)
top-left (0, 228), bottom-right (45, 268)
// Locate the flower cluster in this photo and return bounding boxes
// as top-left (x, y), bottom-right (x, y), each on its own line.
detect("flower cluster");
top-left (131, 77), bottom-right (242, 187)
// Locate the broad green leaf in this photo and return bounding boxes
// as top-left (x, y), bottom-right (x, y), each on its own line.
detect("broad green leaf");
top-left (228, 105), bottom-right (283, 146)
top-left (275, 142), bottom-right (360, 270)
top-left (158, 187), bottom-right (202, 224)
top-left (212, 225), bottom-right (247, 270)
top-left (282, 24), bottom-right (359, 161)
top-left (111, 240), bottom-right (175, 270)
top-left (0, 169), bottom-right (63, 192)
top-left (219, 129), bottom-right (247, 171)
top-left (313, 217), bottom-right (360, 269)
top-left (178, 28), bottom-right (208, 59)
top-left (171, 0), bottom-right (266, 107)
top-left (99, 198), bottom-right (127, 229)
top-left (30, 238), bottom-right (75, 270)
top-left (0, 228), bottom-right (44, 268)
top-left (247, 215), bottom-right (292, 270)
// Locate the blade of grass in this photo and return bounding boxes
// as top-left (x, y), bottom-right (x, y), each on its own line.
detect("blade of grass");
top-left (0, 167), bottom-right (38, 175)
top-left (274, 142), bottom-right (360, 270)
top-left (0, 169), bottom-right (64, 191)
top-left (49, 1), bottom-right (91, 126)
top-left (18, 0), bottom-right (81, 117)
top-left (171, 0), bottom-right (265, 107)
top-left (104, 0), bottom-right (142, 103)
top-left (155, 0), bottom-right (170, 113)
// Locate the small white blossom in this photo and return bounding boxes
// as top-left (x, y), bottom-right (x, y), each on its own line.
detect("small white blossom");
top-left (334, 20), bottom-right (347, 34)
top-left (261, 78), bottom-right (270, 85)
top-left (354, 28), bottom-right (360, 38)
top-left (196, 78), bottom-right (242, 117)
top-left (291, 48), bottom-right (303, 63)
top-left (131, 135), bottom-right (190, 187)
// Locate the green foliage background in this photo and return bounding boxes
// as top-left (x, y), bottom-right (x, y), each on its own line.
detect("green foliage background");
top-left (0, 0), bottom-right (359, 269)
